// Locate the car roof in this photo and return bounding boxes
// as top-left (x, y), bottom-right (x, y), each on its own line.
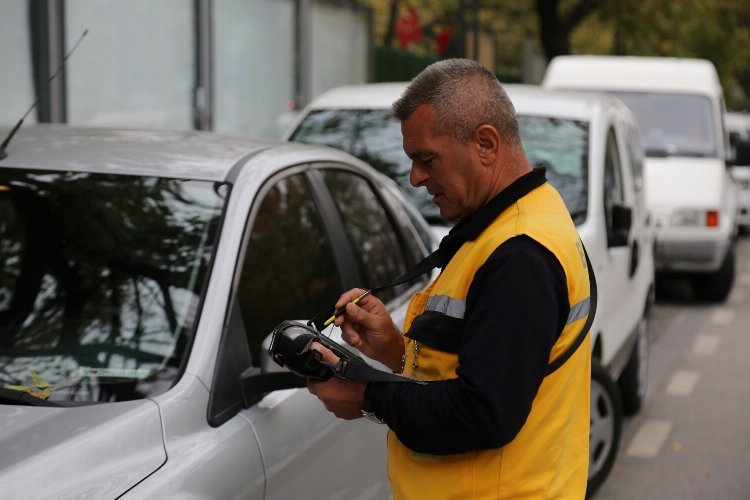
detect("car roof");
top-left (505, 84), bottom-right (628, 122)
top-left (0, 125), bottom-right (352, 182)
top-left (304, 82), bottom-right (409, 110)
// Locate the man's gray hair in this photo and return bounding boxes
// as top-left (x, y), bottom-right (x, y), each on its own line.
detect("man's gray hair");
top-left (392, 58), bottom-right (521, 146)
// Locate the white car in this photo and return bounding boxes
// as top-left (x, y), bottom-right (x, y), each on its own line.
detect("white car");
top-left (726, 111), bottom-right (750, 234)
top-left (286, 82), bottom-right (655, 496)
top-left (0, 125), bottom-right (438, 499)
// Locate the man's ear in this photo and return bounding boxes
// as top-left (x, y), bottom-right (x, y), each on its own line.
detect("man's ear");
top-left (474, 124), bottom-right (501, 165)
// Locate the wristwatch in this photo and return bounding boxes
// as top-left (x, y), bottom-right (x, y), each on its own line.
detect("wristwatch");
top-left (361, 385), bottom-right (385, 425)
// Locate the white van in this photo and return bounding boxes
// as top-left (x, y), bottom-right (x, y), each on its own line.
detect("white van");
top-left (286, 83), bottom-right (656, 496)
top-left (726, 111), bottom-right (750, 233)
top-left (544, 56), bottom-right (738, 301)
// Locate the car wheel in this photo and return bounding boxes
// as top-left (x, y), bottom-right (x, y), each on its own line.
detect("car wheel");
top-left (618, 314), bottom-right (649, 415)
top-left (587, 359), bottom-right (622, 498)
top-left (691, 246), bottom-right (735, 302)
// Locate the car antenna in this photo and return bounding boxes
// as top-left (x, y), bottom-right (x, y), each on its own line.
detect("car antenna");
top-left (0, 29), bottom-right (88, 161)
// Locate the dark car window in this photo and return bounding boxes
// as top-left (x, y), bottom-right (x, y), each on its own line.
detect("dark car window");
top-left (0, 169), bottom-right (226, 402)
top-left (321, 170), bottom-right (409, 303)
top-left (290, 109), bottom-right (443, 224)
top-left (238, 173), bottom-right (342, 365)
top-left (604, 127), bottom-right (626, 245)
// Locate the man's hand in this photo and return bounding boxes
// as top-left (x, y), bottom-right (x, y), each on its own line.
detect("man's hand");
top-left (332, 288), bottom-right (404, 372)
top-left (307, 343), bottom-right (367, 420)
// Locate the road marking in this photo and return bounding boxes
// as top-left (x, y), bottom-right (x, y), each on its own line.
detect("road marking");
top-left (738, 272), bottom-right (750, 286)
top-left (665, 370), bottom-right (700, 396)
top-left (692, 334), bottom-right (720, 355)
top-left (711, 307), bottom-right (735, 326)
top-left (729, 286), bottom-right (747, 305)
top-left (626, 419), bottom-right (673, 458)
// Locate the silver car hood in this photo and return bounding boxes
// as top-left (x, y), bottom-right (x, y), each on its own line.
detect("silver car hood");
top-left (0, 399), bottom-right (165, 499)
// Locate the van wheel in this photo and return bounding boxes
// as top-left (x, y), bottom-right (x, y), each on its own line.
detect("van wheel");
top-left (587, 359), bottom-right (622, 498)
top-left (691, 247), bottom-right (735, 302)
top-left (618, 315), bottom-right (649, 415)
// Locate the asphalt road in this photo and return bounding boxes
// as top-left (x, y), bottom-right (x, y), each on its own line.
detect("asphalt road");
top-left (593, 237), bottom-right (750, 499)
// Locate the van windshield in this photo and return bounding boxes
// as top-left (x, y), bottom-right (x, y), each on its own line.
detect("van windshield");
top-left (0, 169), bottom-right (227, 403)
top-left (518, 115), bottom-right (589, 225)
top-left (608, 92), bottom-right (717, 159)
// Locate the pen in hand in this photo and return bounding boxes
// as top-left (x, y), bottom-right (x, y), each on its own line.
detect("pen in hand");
top-left (323, 290), bottom-right (371, 327)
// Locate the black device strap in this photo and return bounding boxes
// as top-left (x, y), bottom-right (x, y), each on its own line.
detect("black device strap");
top-left (545, 246), bottom-right (597, 375)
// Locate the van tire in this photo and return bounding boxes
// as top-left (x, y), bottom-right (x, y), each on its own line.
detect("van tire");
top-left (691, 247), bottom-right (735, 302)
top-left (618, 315), bottom-right (649, 415)
top-left (587, 359), bottom-right (622, 498)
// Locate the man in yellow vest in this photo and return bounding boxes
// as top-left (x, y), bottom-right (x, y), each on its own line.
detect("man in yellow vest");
top-left (308, 58), bottom-right (592, 499)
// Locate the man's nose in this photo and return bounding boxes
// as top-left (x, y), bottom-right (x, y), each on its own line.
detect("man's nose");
top-left (410, 162), bottom-right (428, 188)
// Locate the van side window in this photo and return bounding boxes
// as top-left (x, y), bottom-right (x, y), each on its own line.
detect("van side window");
top-left (604, 128), bottom-right (625, 243)
top-left (238, 174), bottom-right (342, 366)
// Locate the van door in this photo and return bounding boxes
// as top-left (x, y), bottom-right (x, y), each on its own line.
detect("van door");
top-left (599, 126), bottom-right (639, 367)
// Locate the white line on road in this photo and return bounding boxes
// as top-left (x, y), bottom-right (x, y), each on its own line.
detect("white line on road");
top-left (626, 419), bottom-right (673, 458)
top-left (710, 307), bottom-right (735, 326)
top-left (692, 334), bottom-right (720, 355)
top-left (665, 370), bottom-right (701, 396)
top-left (739, 272), bottom-right (750, 286)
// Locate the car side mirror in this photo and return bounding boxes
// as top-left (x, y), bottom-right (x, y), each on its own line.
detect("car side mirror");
top-left (608, 204), bottom-right (632, 247)
top-left (239, 331), bottom-right (307, 408)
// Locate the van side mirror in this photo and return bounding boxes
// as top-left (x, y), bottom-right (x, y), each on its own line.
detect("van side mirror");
top-left (608, 204), bottom-right (632, 247)
top-left (733, 140), bottom-right (750, 166)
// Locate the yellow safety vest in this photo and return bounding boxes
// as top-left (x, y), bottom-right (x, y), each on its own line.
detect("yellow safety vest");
top-left (388, 182), bottom-right (591, 499)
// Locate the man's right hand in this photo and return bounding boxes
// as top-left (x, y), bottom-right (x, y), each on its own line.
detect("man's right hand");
top-left (333, 288), bottom-right (405, 372)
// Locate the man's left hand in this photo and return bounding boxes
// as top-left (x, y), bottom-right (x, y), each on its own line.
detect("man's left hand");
top-left (307, 342), bottom-right (367, 420)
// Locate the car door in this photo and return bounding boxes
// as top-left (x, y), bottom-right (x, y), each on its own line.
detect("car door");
top-left (232, 163), bottom-right (430, 500)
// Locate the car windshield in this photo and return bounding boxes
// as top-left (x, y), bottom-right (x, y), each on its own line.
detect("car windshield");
top-left (290, 109), bottom-right (443, 224)
top-left (518, 115), bottom-right (589, 224)
top-left (0, 169), bottom-right (227, 403)
top-left (291, 109), bottom-right (588, 225)
top-left (608, 91), bottom-right (717, 158)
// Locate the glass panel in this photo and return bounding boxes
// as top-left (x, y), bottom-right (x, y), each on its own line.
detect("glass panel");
top-left (609, 91), bottom-right (717, 159)
top-left (0, 1), bottom-right (35, 126)
top-left (65, 0), bottom-right (194, 129)
top-left (322, 170), bottom-right (408, 303)
top-left (290, 109), bottom-right (442, 224)
top-left (518, 115), bottom-right (589, 224)
top-left (214, 0), bottom-right (294, 139)
top-left (604, 128), bottom-right (624, 236)
top-left (238, 174), bottom-right (341, 365)
top-left (0, 169), bottom-right (227, 402)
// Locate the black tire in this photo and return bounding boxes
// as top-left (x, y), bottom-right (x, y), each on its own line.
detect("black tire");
top-left (691, 247), bottom-right (735, 302)
top-left (618, 314), bottom-right (649, 415)
top-left (587, 359), bottom-right (623, 498)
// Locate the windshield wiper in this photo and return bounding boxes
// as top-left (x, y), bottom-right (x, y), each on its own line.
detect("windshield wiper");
top-left (0, 387), bottom-right (64, 407)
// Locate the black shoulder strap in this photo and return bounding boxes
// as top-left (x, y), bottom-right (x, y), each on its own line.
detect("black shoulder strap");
top-left (545, 244), bottom-right (597, 376)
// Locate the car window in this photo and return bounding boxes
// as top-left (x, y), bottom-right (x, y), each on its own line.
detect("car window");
top-left (290, 109), bottom-right (442, 224)
top-left (321, 170), bottom-right (410, 303)
top-left (604, 128), bottom-right (625, 243)
top-left (237, 173), bottom-right (342, 366)
top-left (0, 169), bottom-right (226, 402)
top-left (518, 115), bottom-right (589, 224)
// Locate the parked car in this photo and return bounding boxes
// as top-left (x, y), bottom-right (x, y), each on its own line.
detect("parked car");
top-left (543, 55), bottom-right (745, 302)
top-left (0, 125), bottom-right (439, 499)
top-left (286, 82), bottom-right (655, 496)
top-left (726, 111), bottom-right (750, 235)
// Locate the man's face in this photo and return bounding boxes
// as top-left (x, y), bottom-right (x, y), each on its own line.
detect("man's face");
top-left (401, 104), bottom-right (486, 221)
